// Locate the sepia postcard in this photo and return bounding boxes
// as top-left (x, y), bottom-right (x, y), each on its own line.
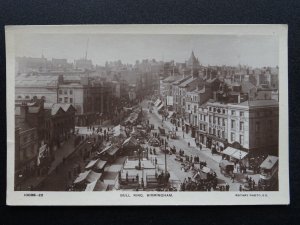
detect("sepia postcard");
top-left (6, 24), bottom-right (289, 205)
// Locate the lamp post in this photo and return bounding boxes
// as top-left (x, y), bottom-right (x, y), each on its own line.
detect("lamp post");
top-left (18, 174), bottom-right (23, 191)
top-left (164, 141), bottom-right (167, 174)
top-left (137, 148), bottom-right (143, 170)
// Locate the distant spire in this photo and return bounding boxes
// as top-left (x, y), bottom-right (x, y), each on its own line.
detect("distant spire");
top-left (85, 38), bottom-right (89, 60)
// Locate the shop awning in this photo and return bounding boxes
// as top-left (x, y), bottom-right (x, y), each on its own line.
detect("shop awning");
top-left (112, 124), bottom-right (126, 137)
top-left (222, 147), bottom-right (248, 160)
top-left (123, 136), bottom-right (139, 147)
top-left (154, 99), bottom-right (161, 107)
top-left (106, 146), bottom-right (120, 156)
top-left (86, 159), bottom-right (107, 170)
top-left (260, 155), bottom-right (278, 169)
top-left (231, 149), bottom-right (248, 160)
top-left (222, 147), bottom-right (237, 156)
top-left (157, 104), bottom-right (164, 111)
top-left (85, 159), bottom-right (98, 169)
top-left (95, 160), bottom-right (107, 170)
top-left (74, 170), bottom-right (102, 184)
top-left (74, 170), bottom-right (90, 184)
top-left (201, 166), bottom-right (212, 174)
top-left (85, 180), bottom-right (108, 191)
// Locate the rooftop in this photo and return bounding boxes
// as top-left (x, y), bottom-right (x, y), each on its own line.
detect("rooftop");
top-left (172, 75), bottom-right (191, 85)
top-left (237, 99), bottom-right (279, 107)
top-left (241, 81), bottom-right (256, 93)
top-left (179, 77), bottom-right (197, 88)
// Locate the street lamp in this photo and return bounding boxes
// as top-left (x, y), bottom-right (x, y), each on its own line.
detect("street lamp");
top-left (164, 141), bottom-right (167, 174)
top-left (137, 148), bottom-right (143, 170)
top-left (18, 174), bottom-right (23, 191)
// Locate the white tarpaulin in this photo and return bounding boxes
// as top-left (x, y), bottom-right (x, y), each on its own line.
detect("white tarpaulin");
top-left (154, 100), bottom-right (162, 107)
top-left (112, 124), bottom-right (126, 137)
top-left (85, 180), bottom-right (108, 191)
top-left (223, 147), bottom-right (248, 160)
top-left (167, 96), bottom-right (173, 106)
top-left (37, 144), bottom-right (49, 166)
top-left (154, 99), bottom-right (160, 106)
top-left (74, 170), bottom-right (102, 184)
top-left (168, 111), bottom-right (175, 118)
top-left (157, 104), bottom-right (164, 111)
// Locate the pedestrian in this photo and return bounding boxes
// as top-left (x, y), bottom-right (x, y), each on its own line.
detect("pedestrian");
top-left (239, 184), bottom-right (243, 191)
top-left (188, 142), bottom-right (190, 147)
top-left (199, 144), bottom-right (202, 150)
top-left (252, 180), bottom-right (256, 190)
top-left (231, 173), bottom-right (235, 183)
top-left (226, 183), bottom-right (229, 191)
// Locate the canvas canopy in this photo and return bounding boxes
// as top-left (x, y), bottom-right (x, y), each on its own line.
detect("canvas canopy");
top-left (85, 159), bottom-right (107, 170)
top-left (167, 111), bottom-right (175, 118)
top-left (222, 147), bottom-right (248, 160)
top-left (74, 170), bottom-right (102, 184)
top-left (85, 180), bottom-right (108, 191)
top-left (260, 155), bottom-right (278, 170)
top-left (157, 104), bottom-right (164, 111)
top-left (112, 124), bottom-right (126, 137)
top-left (154, 99), bottom-right (161, 107)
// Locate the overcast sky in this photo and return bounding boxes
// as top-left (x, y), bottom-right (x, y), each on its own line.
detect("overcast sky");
top-left (15, 33), bottom-right (278, 68)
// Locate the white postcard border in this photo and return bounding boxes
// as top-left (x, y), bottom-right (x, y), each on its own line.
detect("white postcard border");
top-left (6, 24), bottom-right (289, 205)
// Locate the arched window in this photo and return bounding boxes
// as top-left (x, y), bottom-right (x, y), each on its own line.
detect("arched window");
top-left (17, 96), bottom-right (22, 99)
top-left (41, 96), bottom-right (46, 100)
top-left (25, 96), bottom-right (30, 99)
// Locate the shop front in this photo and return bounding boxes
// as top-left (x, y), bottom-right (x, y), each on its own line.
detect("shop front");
top-left (206, 134), bottom-right (227, 153)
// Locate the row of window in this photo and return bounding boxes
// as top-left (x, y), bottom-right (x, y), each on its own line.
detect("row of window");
top-left (208, 107), bottom-right (227, 114)
top-left (209, 116), bottom-right (227, 126)
top-left (231, 120), bottom-right (244, 131)
top-left (209, 128), bottom-right (225, 139)
top-left (58, 97), bottom-right (73, 103)
top-left (59, 89), bottom-right (73, 95)
top-left (186, 96), bottom-right (198, 102)
top-left (17, 96), bottom-right (46, 100)
top-left (208, 107), bottom-right (246, 117)
top-left (230, 133), bottom-right (244, 145)
top-left (187, 104), bottom-right (198, 113)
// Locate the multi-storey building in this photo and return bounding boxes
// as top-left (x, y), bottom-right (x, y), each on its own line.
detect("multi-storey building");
top-left (198, 104), bottom-right (208, 145)
top-left (44, 103), bottom-right (76, 152)
top-left (200, 99), bottom-right (279, 156)
top-left (15, 124), bottom-right (39, 187)
top-left (185, 85), bottom-right (211, 138)
top-left (206, 101), bottom-right (229, 150)
top-left (227, 100), bottom-right (279, 156)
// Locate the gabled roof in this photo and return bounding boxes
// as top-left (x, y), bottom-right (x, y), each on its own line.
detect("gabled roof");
top-left (51, 105), bottom-right (64, 116)
top-left (44, 103), bottom-right (75, 115)
top-left (162, 75), bottom-right (182, 83)
top-left (55, 103), bottom-right (76, 113)
top-left (172, 75), bottom-right (191, 85)
top-left (179, 77), bottom-right (197, 88)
